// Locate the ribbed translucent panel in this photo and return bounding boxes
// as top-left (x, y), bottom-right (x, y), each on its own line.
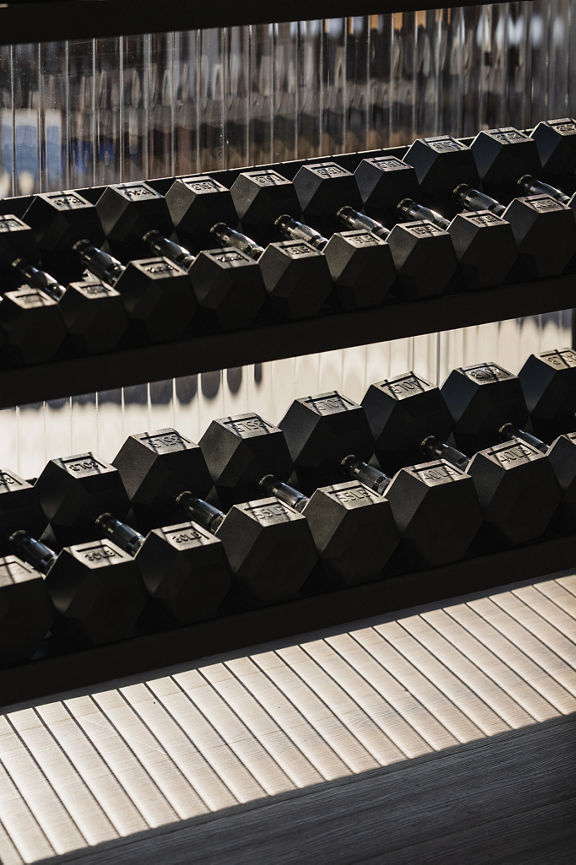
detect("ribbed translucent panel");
top-left (0, 1), bottom-right (573, 475)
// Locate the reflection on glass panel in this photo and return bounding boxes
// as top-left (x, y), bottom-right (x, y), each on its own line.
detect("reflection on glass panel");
top-left (0, 1), bottom-right (573, 475)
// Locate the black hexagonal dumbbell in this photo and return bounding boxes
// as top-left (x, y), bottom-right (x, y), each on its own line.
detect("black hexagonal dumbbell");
top-left (112, 428), bottom-right (317, 606)
top-left (95, 181), bottom-right (267, 331)
top-left (458, 127), bottom-right (576, 278)
top-left (434, 361), bottom-right (562, 546)
top-left (34, 446), bottom-right (231, 626)
top-left (0, 464), bottom-right (143, 647)
top-left (498, 422), bottom-right (576, 533)
top-left (398, 136), bottom-right (517, 289)
top-left (0, 469), bottom-right (54, 665)
top-left (229, 164), bottom-right (395, 313)
top-left (209, 221), bottom-right (332, 320)
top-left (22, 189), bottom-right (196, 344)
top-left (0, 213), bottom-right (127, 357)
top-left (277, 390), bottom-right (481, 569)
top-left (198, 410), bottom-right (398, 586)
top-left (327, 157), bottom-right (458, 298)
top-left (519, 347), bottom-right (576, 441)
top-left (0, 216), bottom-right (68, 365)
top-left (273, 214), bottom-right (395, 310)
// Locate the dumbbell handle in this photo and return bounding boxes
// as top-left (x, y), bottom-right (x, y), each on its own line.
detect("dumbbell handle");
top-left (340, 455), bottom-right (390, 494)
top-left (259, 475), bottom-right (309, 512)
top-left (74, 239), bottom-right (124, 285)
top-left (11, 259), bottom-right (66, 301)
top-left (143, 229), bottom-right (195, 269)
top-left (421, 435), bottom-right (470, 469)
top-left (453, 185), bottom-right (506, 217)
top-left (176, 492), bottom-right (225, 533)
top-left (275, 215), bottom-right (327, 251)
top-left (95, 513), bottom-right (145, 556)
top-left (397, 199), bottom-right (451, 230)
top-left (10, 530), bottom-right (57, 573)
top-left (517, 175), bottom-right (571, 205)
top-left (498, 423), bottom-right (548, 453)
top-left (337, 206), bottom-right (390, 240)
top-left (211, 223), bottom-right (264, 260)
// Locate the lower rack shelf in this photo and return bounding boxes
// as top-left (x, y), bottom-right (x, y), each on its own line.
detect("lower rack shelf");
top-left (3, 532), bottom-right (576, 708)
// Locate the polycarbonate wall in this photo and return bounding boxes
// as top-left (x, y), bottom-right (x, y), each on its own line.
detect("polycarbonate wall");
top-left (0, 0), bottom-right (574, 475)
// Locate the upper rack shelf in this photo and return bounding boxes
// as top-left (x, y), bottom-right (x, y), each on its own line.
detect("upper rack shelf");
top-left (0, 0), bottom-right (524, 47)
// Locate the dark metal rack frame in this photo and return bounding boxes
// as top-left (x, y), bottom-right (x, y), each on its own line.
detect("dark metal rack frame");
top-left (0, 0), bottom-right (522, 47)
top-left (2, 531), bottom-right (574, 709)
top-left (0, 138), bottom-right (573, 407)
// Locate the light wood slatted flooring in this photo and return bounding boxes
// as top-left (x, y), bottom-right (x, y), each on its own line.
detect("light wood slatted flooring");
top-left (0, 571), bottom-right (575, 864)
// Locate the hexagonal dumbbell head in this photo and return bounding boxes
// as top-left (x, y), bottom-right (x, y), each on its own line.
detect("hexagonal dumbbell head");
top-left (403, 135), bottom-right (478, 198)
top-left (503, 194), bottom-right (576, 280)
top-left (446, 211), bottom-right (517, 290)
top-left (386, 221), bottom-right (458, 299)
top-left (546, 432), bottom-right (576, 527)
top-left (362, 372), bottom-right (453, 474)
top-left (34, 453), bottom-right (131, 545)
top-left (0, 555), bottom-right (53, 666)
top-left (45, 538), bottom-right (146, 646)
top-left (466, 439), bottom-right (561, 546)
top-left (293, 162), bottom-right (362, 216)
top-left (258, 240), bottom-right (333, 319)
top-left (354, 155), bottom-right (419, 215)
top-left (214, 497), bottom-right (317, 605)
top-left (113, 429), bottom-right (213, 529)
top-left (385, 459), bottom-right (481, 568)
top-left (95, 181), bottom-right (174, 260)
top-left (296, 481), bottom-right (398, 587)
top-left (166, 175), bottom-right (237, 244)
top-left (188, 247), bottom-right (266, 331)
top-left (321, 230), bottom-right (395, 309)
top-left (519, 347), bottom-right (576, 439)
top-left (441, 362), bottom-right (529, 453)
top-left (134, 521), bottom-right (232, 625)
top-left (0, 214), bottom-right (41, 270)
top-left (279, 392), bottom-right (374, 490)
top-left (231, 169), bottom-right (299, 225)
top-left (0, 286), bottom-right (66, 366)
top-left (470, 127), bottom-right (541, 189)
top-left (0, 469), bottom-right (46, 543)
top-left (200, 413), bottom-right (293, 508)
top-left (531, 117), bottom-right (576, 177)
top-left (23, 190), bottom-right (105, 251)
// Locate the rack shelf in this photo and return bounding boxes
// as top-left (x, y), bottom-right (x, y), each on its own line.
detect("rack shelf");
top-left (0, 0), bottom-right (515, 47)
top-left (2, 531), bottom-right (574, 708)
top-left (0, 273), bottom-right (573, 408)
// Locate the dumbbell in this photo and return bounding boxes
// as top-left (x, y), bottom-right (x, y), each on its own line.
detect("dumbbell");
top-left (291, 157), bottom-right (458, 299)
top-left (519, 347), bottom-right (576, 440)
top-left (0, 464), bottom-right (144, 646)
top-left (228, 165), bottom-right (395, 312)
top-left (95, 181), bottom-right (267, 331)
top-left (0, 470), bottom-right (54, 665)
top-left (199, 410), bottom-right (399, 585)
top-left (0, 218), bottom-right (68, 366)
top-left (280, 389), bottom-right (483, 568)
top-left (22, 189), bottom-right (197, 344)
top-left (530, 118), bottom-right (576, 182)
top-left (0, 213), bottom-right (127, 357)
top-left (209, 221), bottom-right (333, 320)
top-left (112, 428), bottom-right (317, 605)
top-left (397, 135), bottom-right (518, 288)
top-left (498, 422), bottom-right (576, 531)
top-left (200, 400), bottom-right (480, 571)
top-left (437, 361), bottom-right (562, 545)
top-left (459, 127), bottom-right (576, 277)
top-left (274, 214), bottom-right (395, 309)
top-left (34, 447), bottom-right (231, 625)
